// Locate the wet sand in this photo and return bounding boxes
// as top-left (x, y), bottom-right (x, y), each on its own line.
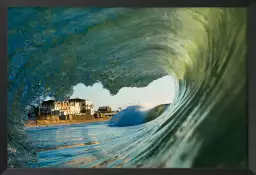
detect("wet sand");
top-left (25, 118), bottom-right (110, 128)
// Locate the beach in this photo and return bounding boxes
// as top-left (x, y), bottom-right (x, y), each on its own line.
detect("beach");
top-left (25, 118), bottom-right (110, 127)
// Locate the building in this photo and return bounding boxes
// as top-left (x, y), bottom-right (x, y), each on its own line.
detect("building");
top-left (69, 98), bottom-right (94, 115)
top-left (94, 112), bottom-right (102, 118)
top-left (35, 98), bottom-right (95, 121)
top-left (36, 100), bottom-right (59, 120)
top-left (68, 98), bottom-right (83, 115)
top-left (98, 106), bottom-right (112, 113)
top-left (37, 100), bottom-right (70, 120)
top-left (39, 100), bottom-right (55, 116)
top-left (83, 101), bottom-right (94, 115)
top-left (53, 101), bottom-right (69, 116)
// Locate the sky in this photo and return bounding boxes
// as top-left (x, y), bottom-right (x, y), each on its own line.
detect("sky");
top-left (70, 75), bottom-right (176, 111)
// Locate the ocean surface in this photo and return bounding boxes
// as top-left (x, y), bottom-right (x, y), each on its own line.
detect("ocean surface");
top-left (8, 8), bottom-right (247, 168)
top-left (25, 121), bottom-right (117, 168)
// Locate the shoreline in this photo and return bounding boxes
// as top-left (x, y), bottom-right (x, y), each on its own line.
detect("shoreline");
top-left (25, 118), bottom-right (110, 128)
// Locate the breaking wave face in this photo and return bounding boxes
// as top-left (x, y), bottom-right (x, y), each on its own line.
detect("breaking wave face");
top-left (109, 105), bottom-right (149, 127)
top-left (8, 8), bottom-right (247, 168)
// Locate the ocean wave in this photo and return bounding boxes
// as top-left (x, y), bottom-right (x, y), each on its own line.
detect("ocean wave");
top-left (8, 8), bottom-right (247, 168)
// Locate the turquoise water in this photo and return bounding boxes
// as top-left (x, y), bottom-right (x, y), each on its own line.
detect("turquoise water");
top-left (8, 8), bottom-right (247, 168)
top-left (25, 122), bottom-right (113, 168)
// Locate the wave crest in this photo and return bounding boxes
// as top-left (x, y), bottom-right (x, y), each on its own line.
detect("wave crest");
top-left (8, 8), bottom-right (247, 168)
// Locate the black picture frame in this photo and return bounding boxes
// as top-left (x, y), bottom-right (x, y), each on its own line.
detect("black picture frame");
top-left (1, 0), bottom-right (255, 175)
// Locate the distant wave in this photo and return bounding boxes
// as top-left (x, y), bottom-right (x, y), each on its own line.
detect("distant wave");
top-left (109, 104), bottom-right (170, 127)
top-left (109, 105), bottom-right (149, 127)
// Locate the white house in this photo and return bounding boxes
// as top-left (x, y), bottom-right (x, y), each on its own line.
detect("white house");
top-left (39, 98), bottom-right (95, 117)
top-left (53, 101), bottom-right (70, 116)
top-left (68, 98), bottom-right (94, 115)
top-left (69, 101), bottom-right (81, 115)
top-left (83, 101), bottom-right (94, 115)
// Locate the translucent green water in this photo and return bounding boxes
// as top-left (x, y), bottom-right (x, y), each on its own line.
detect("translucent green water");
top-left (8, 8), bottom-right (247, 168)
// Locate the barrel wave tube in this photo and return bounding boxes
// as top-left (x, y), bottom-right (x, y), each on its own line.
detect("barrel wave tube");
top-left (8, 8), bottom-right (247, 168)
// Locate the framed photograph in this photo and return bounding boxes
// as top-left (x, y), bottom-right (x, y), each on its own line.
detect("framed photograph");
top-left (1, 0), bottom-right (255, 175)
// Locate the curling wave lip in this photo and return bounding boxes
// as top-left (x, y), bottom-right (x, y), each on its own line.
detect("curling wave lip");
top-left (8, 8), bottom-right (247, 168)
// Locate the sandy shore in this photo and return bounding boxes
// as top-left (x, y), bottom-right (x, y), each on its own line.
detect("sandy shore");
top-left (25, 118), bottom-right (110, 127)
